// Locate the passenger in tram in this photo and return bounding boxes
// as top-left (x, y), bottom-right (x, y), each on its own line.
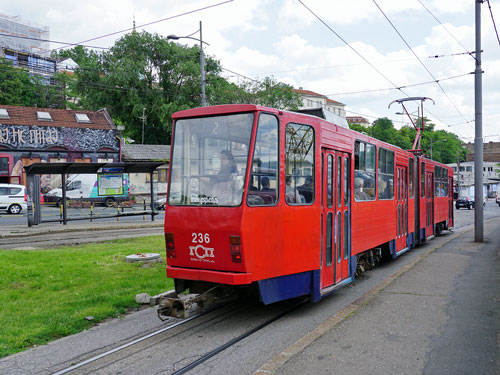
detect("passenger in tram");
top-left (260, 176), bottom-right (273, 191)
top-left (297, 176), bottom-right (313, 203)
top-left (285, 176), bottom-right (302, 203)
top-left (259, 176), bottom-right (276, 204)
top-left (354, 177), bottom-right (369, 201)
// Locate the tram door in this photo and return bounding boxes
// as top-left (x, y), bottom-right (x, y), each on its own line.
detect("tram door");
top-left (396, 165), bottom-right (408, 252)
top-left (321, 149), bottom-right (351, 289)
top-left (425, 171), bottom-right (434, 237)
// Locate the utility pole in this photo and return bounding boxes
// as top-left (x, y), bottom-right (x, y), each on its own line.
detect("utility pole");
top-left (474, 0), bottom-right (483, 242)
top-left (199, 21), bottom-right (206, 107)
top-left (140, 107), bottom-right (146, 145)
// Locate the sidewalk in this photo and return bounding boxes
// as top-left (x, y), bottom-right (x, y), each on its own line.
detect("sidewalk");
top-left (256, 220), bottom-right (500, 375)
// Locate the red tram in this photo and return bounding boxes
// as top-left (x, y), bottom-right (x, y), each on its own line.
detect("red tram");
top-left (163, 104), bottom-right (453, 305)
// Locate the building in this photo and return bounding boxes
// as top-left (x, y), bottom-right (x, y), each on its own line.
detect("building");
top-left (0, 13), bottom-right (63, 105)
top-left (347, 116), bottom-right (370, 127)
top-left (0, 105), bottom-right (121, 192)
top-left (464, 141), bottom-right (500, 162)
top-left (448, 160), bottom-right (499, 198)
top-left (292, 88), bottom-right (346, 119)
top-left (449, 141), bottom-right (500, 198)
top-left (0, 13), bottom-right (49, 55)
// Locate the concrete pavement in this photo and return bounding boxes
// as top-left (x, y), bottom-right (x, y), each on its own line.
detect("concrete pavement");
top-left (256, 219), bottom-right (500, 375)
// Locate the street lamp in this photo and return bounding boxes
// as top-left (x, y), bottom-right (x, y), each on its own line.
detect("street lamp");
top-left (167, 21), bottom-right (209, 107)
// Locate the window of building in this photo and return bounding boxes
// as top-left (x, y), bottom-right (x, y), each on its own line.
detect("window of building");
top-left (0, 108), bottom-right (9, 119)
top-left (247, 114), bottom-right (279, 206)
top-left (466, 166), bottom-right (472, 172)
top-left (0, 157), bottom-right (8, 175)
top-left (36, 111), bottom-right (53, 121)
top-left (75, 113), bottom-right (91, 123)
top-left (285, 123), bottom-right (315, 205)
top-left (377, 148), bottom-right (394, 200)
top-left (354, 141), bottom-right (375, 201)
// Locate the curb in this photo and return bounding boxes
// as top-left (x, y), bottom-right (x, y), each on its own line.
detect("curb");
top-left (253, 226), bottom-right (470, 375)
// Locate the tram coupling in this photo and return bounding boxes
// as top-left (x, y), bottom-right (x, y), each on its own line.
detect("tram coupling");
top-left (157, 284), bottom-right (236, 320)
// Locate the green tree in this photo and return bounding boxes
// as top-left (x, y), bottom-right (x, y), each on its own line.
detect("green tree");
top-left (371, 117), bottom-right (397, 144)
top-left (0, 58), bottom-right (63, 108)
top-left (348, 122), bottom-right (372, 135)
top-left (62, 31), bottom-right (300, 144)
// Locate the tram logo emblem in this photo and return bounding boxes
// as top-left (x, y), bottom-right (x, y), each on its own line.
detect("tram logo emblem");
top-left (189, 244), bottom-right (215, 262)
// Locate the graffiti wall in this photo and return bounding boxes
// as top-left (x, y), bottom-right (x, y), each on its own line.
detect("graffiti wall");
top-left (0, 124), bottom-right (120, 152)
top-left (0, 124), bottom-right (121, 187)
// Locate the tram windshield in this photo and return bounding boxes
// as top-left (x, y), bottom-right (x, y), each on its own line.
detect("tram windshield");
top-left (168, 113), bottom-right (254, 206)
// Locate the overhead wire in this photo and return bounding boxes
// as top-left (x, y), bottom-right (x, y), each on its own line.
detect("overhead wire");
top-left (416, 0), bottom-right (477, 61)
top-left (296, 0), bottom-right (402, 92)
top-left (47, 0), bottom-right (234, 54)
top-left (372, 0), bottom-right (472, 129)
top-left (296, 0), bottom-right (471, 137)
top-left (324, 72), bottom-right (473, 97)
top-left (0, 33), bottom-right (109, 50)
top-left (486, 0), bottom-right (500, 47)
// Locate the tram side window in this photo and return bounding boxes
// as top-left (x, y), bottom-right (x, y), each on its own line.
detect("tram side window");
top-left (442, 168), bottom-right (448, 197)
top-left (409, 157), bottom-right (414, 198)
top-left (285, 123), bottom-right (315, 205)
top-left (354, 141), bottom-right (375, 201)
top-left (420, 161), bottom-right (425, 198)
top-left (247, 114), bottom-right (279, 206)
top-left (435, 166), bottom-right (444, 197)
top-left (377, 148), bottom-right (394, 200)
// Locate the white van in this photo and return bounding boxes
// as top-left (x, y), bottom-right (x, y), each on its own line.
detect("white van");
top-left (45, 173), bottom-right (130, 206)
top-left (0, 183), bottom-right (27, 214)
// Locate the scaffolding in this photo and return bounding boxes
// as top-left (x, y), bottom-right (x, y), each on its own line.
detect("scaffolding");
top-left (0, 12), bottom-right (50, 55)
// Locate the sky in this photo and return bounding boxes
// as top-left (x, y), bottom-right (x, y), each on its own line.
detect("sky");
top-left (2, 0), bottom-right (500, 143)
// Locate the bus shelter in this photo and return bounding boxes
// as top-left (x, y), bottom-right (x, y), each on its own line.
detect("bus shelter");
top-left (24, 162), bottom-right (164, 225)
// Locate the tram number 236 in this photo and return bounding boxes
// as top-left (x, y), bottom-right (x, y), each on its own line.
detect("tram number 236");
top-left (192, 232), bottom-right (211, 244)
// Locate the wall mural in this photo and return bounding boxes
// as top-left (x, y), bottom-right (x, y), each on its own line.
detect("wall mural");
top-left (0, 124), bottom-right (119, 151)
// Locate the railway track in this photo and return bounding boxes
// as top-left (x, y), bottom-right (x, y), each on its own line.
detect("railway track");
top-left (49, 299), bottom-right (306, 375)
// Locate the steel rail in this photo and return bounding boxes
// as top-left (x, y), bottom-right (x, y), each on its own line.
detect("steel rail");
top-left (171, 299), bottom-right (308, 375)
top-left (51, 313), bottom-right (201, 375)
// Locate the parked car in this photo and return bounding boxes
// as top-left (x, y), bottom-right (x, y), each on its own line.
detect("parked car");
top-left (496, 191), bottom-right (500, 207)
top-left (0, 183), bottom-right (28, 214)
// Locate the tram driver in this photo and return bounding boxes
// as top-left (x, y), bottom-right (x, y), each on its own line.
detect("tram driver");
top-left (209, 150), bottom-right (239, 204)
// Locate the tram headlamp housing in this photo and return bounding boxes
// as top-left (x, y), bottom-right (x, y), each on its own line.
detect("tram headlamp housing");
top-left (229, 235), bottom-right (242, 263)
top-left (165, 232), bottom-right (175, 259)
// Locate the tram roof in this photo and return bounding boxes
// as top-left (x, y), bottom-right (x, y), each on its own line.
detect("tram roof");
top-left (172, 104), bottom-right (273, 119)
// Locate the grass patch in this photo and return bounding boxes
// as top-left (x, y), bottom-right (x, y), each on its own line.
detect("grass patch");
top-left (0, 235), bottom-right (173, 358)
